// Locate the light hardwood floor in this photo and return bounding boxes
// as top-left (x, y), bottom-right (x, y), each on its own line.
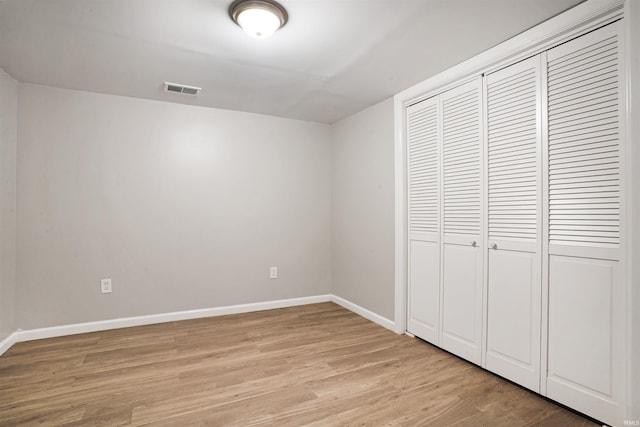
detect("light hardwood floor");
top-left (0, 303), bottom-right (598, 426)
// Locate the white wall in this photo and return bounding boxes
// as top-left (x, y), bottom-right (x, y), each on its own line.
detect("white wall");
top-left (330, 98), bottom-right (395, 321)
top-left (0, 68), bottom-right (17, 341)
top-left (16, 84), bottom-right (332, 330)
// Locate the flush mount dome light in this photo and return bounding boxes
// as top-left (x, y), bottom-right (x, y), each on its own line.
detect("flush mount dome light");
top-left (229, 0), bottom-right (288, 39)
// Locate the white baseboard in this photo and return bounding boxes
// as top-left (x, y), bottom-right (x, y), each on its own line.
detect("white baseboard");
top-left (0, 293), bottom-right (397, 356)
top-left (0, 331), bottom-right (19, 356)
top-left (330, 295), bottom-right (396, 332)
top-left (14, 294), bottom-right (332, 345)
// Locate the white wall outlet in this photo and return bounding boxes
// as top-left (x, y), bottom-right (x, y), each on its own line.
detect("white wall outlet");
top-left (101, 278), bottom-right (112, 294)
top-left (269, 267), bottom-right (278, 279)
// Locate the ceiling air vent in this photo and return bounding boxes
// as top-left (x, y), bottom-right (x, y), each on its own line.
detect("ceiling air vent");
top-left (164, 82), bottom-right (201, 96)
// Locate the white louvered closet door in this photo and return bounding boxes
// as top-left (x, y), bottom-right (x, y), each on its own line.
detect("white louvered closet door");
top-left (440, 78), bottom-right (484, 365)
top-left (484, 56), bottom-right (542, 392)
top-left (545, 21), bottom-right (625, 426)
top-left (406, 96), bottom-right (441, 344)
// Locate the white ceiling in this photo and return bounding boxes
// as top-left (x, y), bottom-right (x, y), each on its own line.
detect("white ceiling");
top-left (0, 0), bottom-right (584, 123)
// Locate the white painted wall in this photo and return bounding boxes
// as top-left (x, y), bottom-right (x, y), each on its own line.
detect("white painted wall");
top-left (0, 67), bottom-right (17, 342)
top-left (16, 84), bottom-right (332, 330)
top-left (628, 0), bottom-right (640, 422)
top-left (331, 98), bottom-right (395, 321)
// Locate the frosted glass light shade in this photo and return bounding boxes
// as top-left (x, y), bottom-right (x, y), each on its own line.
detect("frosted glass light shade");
top-left (229, 0), bottom-right (288, 39)
top-left (237, 8), bottom-right (281, 38)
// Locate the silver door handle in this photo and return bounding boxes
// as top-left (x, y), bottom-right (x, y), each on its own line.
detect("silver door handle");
top-left (490, 243), bottom-right (498, 250)
top-left (471, 241), bottom-right (477, 247)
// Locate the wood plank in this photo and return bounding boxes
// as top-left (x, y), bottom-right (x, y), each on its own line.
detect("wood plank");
top-left (0, 303), bottom-right (598, 426)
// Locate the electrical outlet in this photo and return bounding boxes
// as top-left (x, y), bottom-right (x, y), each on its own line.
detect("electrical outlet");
top-left (101, 278), bottom-right (112, 294)
top-left (269, 267), bottom-right (278, 279)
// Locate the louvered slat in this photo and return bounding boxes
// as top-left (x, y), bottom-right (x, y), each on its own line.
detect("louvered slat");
top-left (441, 82), bottom-right (482, 237)
top-left (487, 58), bottom-right (539, 242)
top-left (547, 30), bottom-right (620, 248)
top-left (407, 99), bottom-right (439, 236)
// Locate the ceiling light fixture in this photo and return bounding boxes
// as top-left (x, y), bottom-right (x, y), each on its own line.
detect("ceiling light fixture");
top-left (229, 0), bottom-right (288, 39)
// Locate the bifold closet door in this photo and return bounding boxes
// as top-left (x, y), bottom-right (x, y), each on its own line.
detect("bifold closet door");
top-left (545, 21), bottom-right (625, 425)
top-left (484, 56), bottom-right (542, 392)
top-left (407, 97), bottom-right (441, 344)
top-left (440, 78), bottom-right (484, 365)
